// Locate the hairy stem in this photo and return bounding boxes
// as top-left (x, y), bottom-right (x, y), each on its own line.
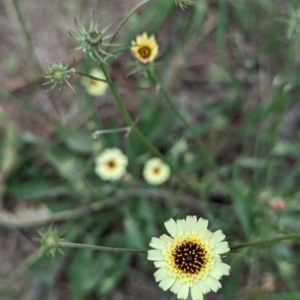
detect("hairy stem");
top-left (59, 232), bottom-right (300, 253)
top-left (99, 61), bottom-right (203, 198)
top-left (230, 232), bottom-right (300, 251)
top-left (147, 68), bottom-right (218, 172)
top-left (106, 0), bottom-right (150, 53)
top-left (75, 71), bottom-right (152, 90)
top-left (59, 241), bottom-right (147, 253)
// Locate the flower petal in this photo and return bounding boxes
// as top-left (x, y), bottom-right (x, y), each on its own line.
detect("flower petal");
top-left (147, 249), bottom-right (163, 261)
top-left (177, 219), bottom-right (187, 233)
top-left (205, 276), bottom-right (222, 292)
top-left (154, 261), bottom-right (166, 268)
top-left (159, 234), bottom-right (173, 244)
top-left (191, 284), bottom-right (203, 300)
top-left (186, 215), bottom-right (197, 232)
top-left (177, 284), bottom-right (189, 299)
top-left (196, 218), bottom-right (208, 235)
top-left (164, 218), bottom-right (178, 238)
top-left (198, 280), bottom-right (210, 294)
top-left (209, 267), bottom-right (225, 280)
top-left (170, 278), bottom-right (182, 294)
top-left (154, 267), bottom-right (168, 282)
top-left (214, 262), bottom-right (231, 276)
top-left (159, 276), bottom-right (176, 291)
top-left (209, 230), bottom-right (225, 244)
top-left (214, 241), bottom-right (230, 254)
top-left (202, 228), bottom-right (213, 240)
top-left (149, 237), bottom-right (165, 250)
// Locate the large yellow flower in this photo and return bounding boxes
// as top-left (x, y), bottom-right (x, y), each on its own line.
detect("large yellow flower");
top-left (131, 33), bottom-right (159, 64)
top-left (95, 148), bottom-right (128, 181)
top-left (148, 216), bottom-right (230, 300)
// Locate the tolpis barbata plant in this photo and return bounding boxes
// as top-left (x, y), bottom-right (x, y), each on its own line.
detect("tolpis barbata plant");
top-left (36, 217), bottom-right (300, 300)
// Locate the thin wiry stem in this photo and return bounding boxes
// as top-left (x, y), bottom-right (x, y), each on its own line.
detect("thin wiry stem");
top-left (59, 241), bottom-right (147, 253)
top-left (75, 71), bottom-right (108, 83)
top-left (106, 0), bottom-right (150, 53)
top-left (147, 68), bottom-right (218, 173)
top-left (75, 71), bottom-right (153, 90)
top-left (61, 233), bottom-right (300, 253)
top-left (98, 61), bottom-right (204, 199)
top-left (0, 187), bottom-right (204, 228)
top-left (92, 126), bottom-right (131, 138)
top-left (230, 233), bottom-right (300, 251)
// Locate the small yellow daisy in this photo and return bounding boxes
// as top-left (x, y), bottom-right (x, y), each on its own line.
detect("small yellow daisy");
top-left (143, 157), bottom-right (170, 185)
top-left (131, 33), bottom-right (159, 64)
top-left (81, 68), bottom-right (108, 96)
top-left (95, 148), bottom-right (128, 182)
top-left (148, 216), bottom-right (231, 300)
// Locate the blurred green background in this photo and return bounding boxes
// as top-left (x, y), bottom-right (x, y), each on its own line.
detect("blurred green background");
top-left (1, 0), bottom-right (300, 299)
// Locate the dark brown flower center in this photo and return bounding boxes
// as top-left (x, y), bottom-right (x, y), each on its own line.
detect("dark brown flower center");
top-left (173, 241), bottom-right (207, 274)
top-left (90, 80), bottom-right (98, 86)
top-left (152, 167), bottom-right (160, 174)
top-left (138, 46), bottom-right (151, 59)
top-left (107, 160), bottom-right (116, 169)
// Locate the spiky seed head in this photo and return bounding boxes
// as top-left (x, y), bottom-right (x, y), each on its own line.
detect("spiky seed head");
top-left (36, 226), bottom-right (65, 257)
top-left (42, 62), bottom-right (76, 92)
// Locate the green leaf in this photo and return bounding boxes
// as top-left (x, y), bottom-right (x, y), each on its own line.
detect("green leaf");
top-left (229, 179), bottom-right (251, 237)
top-left (124, 216), bottom-right (146, 248)
top-left (71, 250), bottom-right (112, 300)
top-left (0, 111), bottom-right (20, 174)
top-left (58, 126), bottom-right (93, 154)
top-left (6, 181), bottom-right (71, 200)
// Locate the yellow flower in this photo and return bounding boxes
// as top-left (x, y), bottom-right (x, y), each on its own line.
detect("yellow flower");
top-left (143, 157), bottom-right (170, 185)
top-left (81, 69), bottom-right (108, 96)
top-left (131, 33), bottom-right (159, 64)
top-left (95, 148), bottom-right (128, 181)
top-left (148, 216), bottom-right (231, 300)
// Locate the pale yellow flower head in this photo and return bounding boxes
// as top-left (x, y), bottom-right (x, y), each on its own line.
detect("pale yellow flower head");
top-left (148, 216), bottom-right (231, 300)
top-left (143, 157), bottom-right (170, 185)
top-left (131, 32), bottom-right (159, 64)
top-left (95, 148), bottom-right (128, 182)
top-left (81, 68), bottom-right (108, 96)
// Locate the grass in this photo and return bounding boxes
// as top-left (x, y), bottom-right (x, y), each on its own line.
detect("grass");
top-left (1, 0), bottom-right (300, 299)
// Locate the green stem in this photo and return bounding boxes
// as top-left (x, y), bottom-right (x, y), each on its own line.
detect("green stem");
top-left (75, 71), bottom-right (152, 90)
top-left (147, 68), bottom-right (218, 172)
top-left (59, 232), bottom-right (300, 253)
top-left (265, 41), bottom-right (296, 186)
top-left (99, 61), bottom-right (203, 197)
top-left (76, 71), bottom-right (108, 83)
top-left (59, 241), bottom-right (147, 254)
top-left (0, 187), bottom-right (204, 229)
top-left (230, 232), bottom-right (300, 251)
